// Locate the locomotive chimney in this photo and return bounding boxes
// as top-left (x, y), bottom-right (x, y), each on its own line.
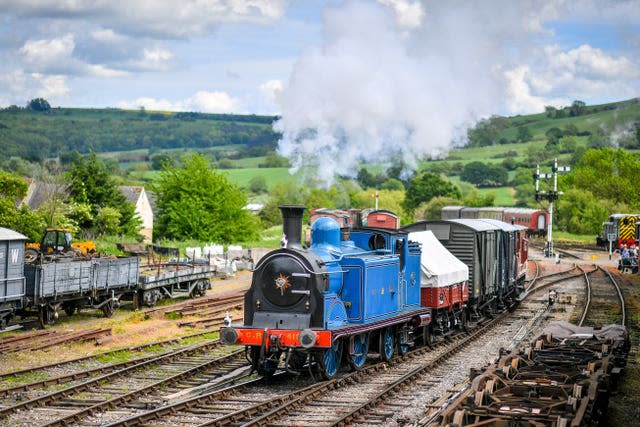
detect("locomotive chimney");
top-left (279, 205), bottom-right (305, 249)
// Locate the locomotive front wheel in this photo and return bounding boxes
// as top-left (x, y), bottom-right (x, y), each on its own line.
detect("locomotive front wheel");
top-left (379, 327), bottom-right (395, 361)
top-left (317, 340), bottom-right (342, 379)
top-left (348, 333), bottom-right (369, 370)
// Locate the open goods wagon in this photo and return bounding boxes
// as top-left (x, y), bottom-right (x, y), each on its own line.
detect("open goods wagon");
top-left (24, 256), bottom-right (139, 326)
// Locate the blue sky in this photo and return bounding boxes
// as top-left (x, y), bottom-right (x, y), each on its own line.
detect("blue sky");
top-left (0, 1), bottom-right (638, 181)
top-left (0, 0), bottom-right (637, 116)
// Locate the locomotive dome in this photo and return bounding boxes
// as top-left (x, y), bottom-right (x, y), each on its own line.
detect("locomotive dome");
top-left (310, 216), bottom-right (341, 250)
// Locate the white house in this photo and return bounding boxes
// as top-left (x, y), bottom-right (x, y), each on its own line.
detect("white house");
top-left (119, 186), bottom-right (154, 243)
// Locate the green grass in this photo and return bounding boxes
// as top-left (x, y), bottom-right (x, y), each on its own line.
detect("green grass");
top-left (223, 167), bottom-right (295, 189)
top-left (95, 350), bottom-right (134, 364)
top-left (550, 231), bottom-right (596, 244)
top-left (477, 187), bottom-right (516, 206)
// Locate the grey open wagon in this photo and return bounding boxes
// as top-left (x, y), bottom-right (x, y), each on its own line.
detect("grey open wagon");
top-left (24, 256), bottom-right (139, 326)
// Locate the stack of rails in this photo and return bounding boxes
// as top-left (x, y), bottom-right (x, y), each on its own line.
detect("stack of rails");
top-left (434, 321), bottom-right (630, 426)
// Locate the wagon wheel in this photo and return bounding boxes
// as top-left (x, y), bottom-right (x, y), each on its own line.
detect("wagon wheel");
top-left (317, 339), bottom-right (342, 379)
top-left (101, 299), bottom-right (115, 318)
top-left (379, 327), bottom-right (395, 362)
top-left (63, 302), bottom-right (77, 317)
top-left (38, 305), bottom-right (57, 328)
top-left (190, 280), bottom-right (207, 298)
top-left (348, 333), bottom-right (369, 370)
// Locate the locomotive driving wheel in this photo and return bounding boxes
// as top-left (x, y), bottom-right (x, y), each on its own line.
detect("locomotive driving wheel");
top-left (317, 339), bottom-right (342, 379)
top-left (379, 327), bottom-right (395, 361)
top-left (348, 333), bottom-right (369, 370)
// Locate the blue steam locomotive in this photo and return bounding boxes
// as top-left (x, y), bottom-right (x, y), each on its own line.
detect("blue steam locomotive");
top-left (221, 205), bottom-right (431, 379)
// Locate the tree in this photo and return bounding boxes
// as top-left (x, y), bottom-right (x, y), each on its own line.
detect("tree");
top-left (544, 106), bottom-right (557, 118)
top-left (516, 126), bottom-right (532, 142)
top-left (564, 147), bottom-right (640, 206)
top-left (569, 100), bottom-right (587, 117)
top-left (153, 153), bottom-right (259, 243)
top-left (67, 152), bottom-right (140, 237)
top-left (460, 162), bottom-right (508, 186)
top-left (402, 172), bottom-right (460, 214)
top-left (555, 188), bottom-right (609, 235)
top-left (27, 98), bottom-right (51, 112)
top-left (151, 154), bottom-right (174, 170)
top-left (249, 176), bottom-right (268, 194)
top-left (0, 171), bottom-right (45, 241)
top-left (0, 170), bottom-right (28, 202)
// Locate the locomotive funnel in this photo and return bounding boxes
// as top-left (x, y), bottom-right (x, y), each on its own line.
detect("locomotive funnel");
top-left (279, 205), bottom-right (305, 249)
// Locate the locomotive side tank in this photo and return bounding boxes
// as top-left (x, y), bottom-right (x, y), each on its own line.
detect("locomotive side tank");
top-left (222, 205), bottom-right (431, 379)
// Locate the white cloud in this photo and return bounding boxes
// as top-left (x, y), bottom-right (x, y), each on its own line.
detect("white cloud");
top-left (520, 44), bottom-right (640, 104)
top-left (377, 0), bottom-right (424, 29)
top-left (504, 65), bottom-right (567, 113)
top-left (0, 69), bottom-right (69, 106)
top-left (91, 28), bottom-right (127, 43)
top-left (19, 34), bottom-right (128, 77)
top-left (116, 90), bottom-right (241, 113)
top-left (20, 33), bottom-right (75, 66)
top-left (1, 0), bottom-right (288, 38)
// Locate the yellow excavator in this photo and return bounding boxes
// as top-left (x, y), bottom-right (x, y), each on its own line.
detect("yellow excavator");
top-left (25, 228), bottom-right (96, 262)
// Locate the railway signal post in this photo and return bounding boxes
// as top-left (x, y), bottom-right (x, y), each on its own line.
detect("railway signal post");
top-left (534, 158), bottom-right (570, 257)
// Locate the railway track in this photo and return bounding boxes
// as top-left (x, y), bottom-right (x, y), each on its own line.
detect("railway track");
top-left (417, 262), bottom-right (628, 426)
top-left (1, 260), bottom-right (629, 426)
top-left (0, 329), bottom-right (221, 387)
top-left (0, 328), bottom-right (111, 354)
top-left (579, 265), bottom-right (626, 327)
top-left (0, 339), bottom-right (246, 426)
top-left (67, 289), bottom-right (562, 427)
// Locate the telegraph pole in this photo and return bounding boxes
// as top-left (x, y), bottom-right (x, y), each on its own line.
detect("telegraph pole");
top-left (534, 158), bottom-right (570, 257)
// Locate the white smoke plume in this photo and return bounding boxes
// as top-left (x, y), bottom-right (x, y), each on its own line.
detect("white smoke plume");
top-left (273, 0), bottom-right (638, 185)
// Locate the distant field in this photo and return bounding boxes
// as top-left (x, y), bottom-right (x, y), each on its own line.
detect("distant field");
top-left (477, 187), bottom-right (516, 206)
top-left (224, 167), bottom-right (295, 189)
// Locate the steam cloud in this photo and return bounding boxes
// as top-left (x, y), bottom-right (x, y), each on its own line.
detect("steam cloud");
top-left (273, 0), bottom-right (636, 185)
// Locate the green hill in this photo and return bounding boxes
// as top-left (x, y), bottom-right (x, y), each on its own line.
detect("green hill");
top-left (0, 107), bottom-right (280, 161)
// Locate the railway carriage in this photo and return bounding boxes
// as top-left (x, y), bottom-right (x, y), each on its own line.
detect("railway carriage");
top-left (441, 206), bottom-right (548, 237)
top-left (477, 219), bottom-right (528, 304)
top-left (0, 228), bottom-right (27, 329)
top-left (401, 219), bottom-right (504, 320)
top-left (221, 205), bottom-right (431, 379)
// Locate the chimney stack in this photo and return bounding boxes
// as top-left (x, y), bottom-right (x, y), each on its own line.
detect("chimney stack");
top-left (279, 205), bottom-right (305, 249)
